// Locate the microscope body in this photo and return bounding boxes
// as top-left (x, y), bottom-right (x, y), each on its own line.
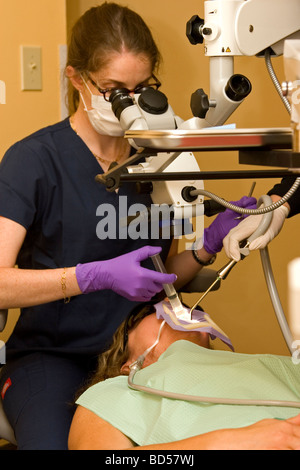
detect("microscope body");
top-left (105, 0), bottom-right (300, 231)
top-left (184, 0), bottom-right (300, 129)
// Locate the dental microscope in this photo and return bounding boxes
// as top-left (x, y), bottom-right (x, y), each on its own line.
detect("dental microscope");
top-left (95, 0), bottom-right (300, 352)
top-left (97, 0), bottom-right (300, 214)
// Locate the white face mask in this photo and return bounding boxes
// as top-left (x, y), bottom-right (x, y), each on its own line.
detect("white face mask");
top-left (80, 77), bottom-right (124, 137)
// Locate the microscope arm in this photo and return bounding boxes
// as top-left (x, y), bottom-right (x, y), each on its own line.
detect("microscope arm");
top-left (183, 0), bottom-right (300, 130)
top-left (235, 0), bottom-right (300, 57)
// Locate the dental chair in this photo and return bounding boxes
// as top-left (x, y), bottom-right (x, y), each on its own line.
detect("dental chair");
top-left (0, 269), bottom-right (220, 447)
top-left (0, 395), bottom-right (16, 446)
top-left (0, 308), bottom-right (17, 446)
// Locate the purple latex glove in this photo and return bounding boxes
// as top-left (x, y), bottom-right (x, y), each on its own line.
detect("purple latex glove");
top-left (204, 196), bottom-right (257, 254)
top-left (75, 246), bottom-right (177, 302)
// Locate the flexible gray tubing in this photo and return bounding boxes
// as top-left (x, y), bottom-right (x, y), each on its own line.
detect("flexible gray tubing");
top-left (247, 195), bottom-right (274, 241)
top-left (265, 49), bottom-right (291, 114)
top-left (190, 177), bottom-right (300, 216)
top-left (260, 246), bottom-right (294, 354)
top-left (254, 194), bottom-right (295, 355)
top-left (128, 366), bottom-right (300, 408)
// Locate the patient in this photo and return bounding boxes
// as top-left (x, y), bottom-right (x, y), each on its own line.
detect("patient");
top-left (68, 302), bottom-right (300, 450)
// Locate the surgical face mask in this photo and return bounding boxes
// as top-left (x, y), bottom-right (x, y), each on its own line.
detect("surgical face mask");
top-left (80, 76), bottom-right (124, 137)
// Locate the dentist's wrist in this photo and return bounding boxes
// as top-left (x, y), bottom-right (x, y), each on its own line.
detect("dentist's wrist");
top-left (192, 239), bottom-right (217, 266)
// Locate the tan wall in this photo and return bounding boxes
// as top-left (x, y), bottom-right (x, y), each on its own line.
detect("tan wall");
top-left (0, 0), bottom-right (67, 341)
top-left (66, 0), bottom-right (299, 356)
top-left (0, 0), bottom-right (67, 155)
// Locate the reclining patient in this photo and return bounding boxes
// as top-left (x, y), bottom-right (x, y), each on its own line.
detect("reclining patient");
top-left (68, 302), bottom-right (300, 450)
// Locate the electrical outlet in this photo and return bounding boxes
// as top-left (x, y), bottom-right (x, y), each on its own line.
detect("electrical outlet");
top-left (21, 46), bottom-right (42, 91)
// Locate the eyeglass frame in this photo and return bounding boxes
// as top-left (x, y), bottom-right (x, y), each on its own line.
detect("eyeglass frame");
top-left (122, 304), bottom-right (156, 352)
top-left (86, 73), bottom-right (162, 102)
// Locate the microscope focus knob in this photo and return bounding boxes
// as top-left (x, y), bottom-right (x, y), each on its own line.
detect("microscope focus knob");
top-left (190, 88), bottom-right (210, 118)
top-left (186, 15), bottom-right (204, 45)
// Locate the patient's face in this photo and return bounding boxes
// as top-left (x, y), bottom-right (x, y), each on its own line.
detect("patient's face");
top-left (120, 312), bottom-right (210, 373)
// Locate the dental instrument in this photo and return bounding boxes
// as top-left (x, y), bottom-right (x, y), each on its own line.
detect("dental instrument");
top-left (151, 194), bottom-right (278, 333)
top-left (155, 300), bottom-right (233, 350)
top-left (189, 258), bottom-right (241, 315)
top-left (234, 182), bottom-right (256, 220)
top-left (190, 195), bottom-right (274, 315)
top-left (150, 253), bottom-right (187, 317)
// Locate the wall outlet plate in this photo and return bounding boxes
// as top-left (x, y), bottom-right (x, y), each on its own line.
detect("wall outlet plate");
top-left (21, 46), bottom-right (42, 91)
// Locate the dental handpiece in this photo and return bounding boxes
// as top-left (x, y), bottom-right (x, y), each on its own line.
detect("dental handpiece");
top-left (150, 253), bottom-right (186, 316)
top-left (190, 258), bottom-right (238, 315)
top-left (189, 239), bottom-right (252, 315)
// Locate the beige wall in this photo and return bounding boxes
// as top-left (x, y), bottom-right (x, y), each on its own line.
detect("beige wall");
top-left (66, 0), bottom-right (299, 356)
top-left (0, 0), bottom-right (67, 341)
top-left (0, 0), bottom-right (67, 156)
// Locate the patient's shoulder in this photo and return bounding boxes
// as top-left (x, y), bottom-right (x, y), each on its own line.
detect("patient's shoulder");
top-left (68, 405), bottom-right (134, 450)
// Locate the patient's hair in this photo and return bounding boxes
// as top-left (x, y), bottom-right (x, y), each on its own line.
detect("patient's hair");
top-left (88, 303), bottom-right (156, 387)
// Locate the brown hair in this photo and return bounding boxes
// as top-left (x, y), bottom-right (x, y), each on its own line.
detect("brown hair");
top-left (74, 304), bottom-right (155, 401)
top-left (66, 2), bottom-right (162, 113)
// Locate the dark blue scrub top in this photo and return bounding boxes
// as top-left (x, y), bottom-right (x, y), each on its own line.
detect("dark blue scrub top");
top-left (0, 119), bottom-right (172, 360)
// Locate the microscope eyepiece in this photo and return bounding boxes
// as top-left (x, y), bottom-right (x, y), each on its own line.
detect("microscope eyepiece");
top-left (225, 74), bottom-right (252, 102)
top-left (109, 87), bottom-right (169, 120)
top-left (138, 88), bottom-right (169, 115)
top-left (109, 88), bottom-right (135, 120)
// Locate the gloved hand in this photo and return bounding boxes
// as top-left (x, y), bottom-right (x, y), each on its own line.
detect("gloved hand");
top-left (203, 196), bottom-right (257, 254)
top-left (75, 245), bottom-right (177, 302)
top-left (223, 205), bottom-right (289, 261)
